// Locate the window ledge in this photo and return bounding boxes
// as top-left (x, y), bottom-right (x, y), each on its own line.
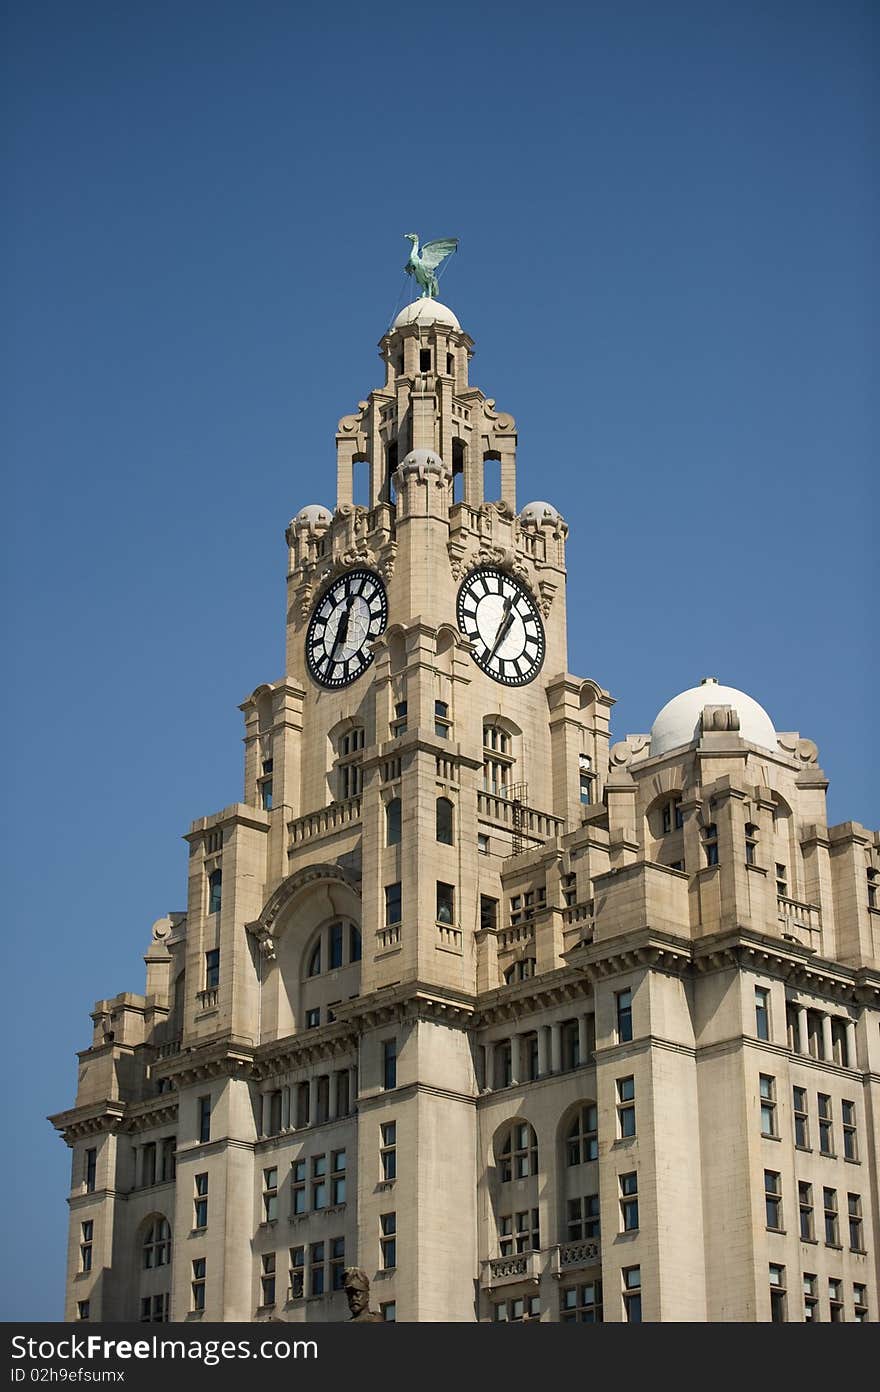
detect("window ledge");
top-left (761, 1133), bottom-right (782, 1143)
top-left (795, 1145), bottom-right (812, 1154)
top-left (259, 1220), bottom-right (278, 1229)
top-left (799, 1237), bottom-right (818, 1245)
top-left (825, 1243), bottom-right (843, 1251)
top-left (377, 1180), bottom-right (396, 1192)
top-left (850, 1248), bottom-right (868, 1256)
top-left (186, 1311), bottom-right (204, 1321)
top-left (766, 1228), bottom-right (786, 1236)
top-left (844, 1156), bottom-right (862, 1165)
top-left (190, 1227), bottom-right (208, 1236)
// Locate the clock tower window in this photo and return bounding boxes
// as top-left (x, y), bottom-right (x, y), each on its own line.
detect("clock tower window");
top-left (483, 723), bottom-right (514, 796)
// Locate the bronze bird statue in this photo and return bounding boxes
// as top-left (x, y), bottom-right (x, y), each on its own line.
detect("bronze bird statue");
top-left (404, 233), bottom-right (459, 298)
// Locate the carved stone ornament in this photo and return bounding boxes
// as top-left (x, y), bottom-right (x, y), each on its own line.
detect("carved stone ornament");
top-left (701, 704), bottom-right (741, 734)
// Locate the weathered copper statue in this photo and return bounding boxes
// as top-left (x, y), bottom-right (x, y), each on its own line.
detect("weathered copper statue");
top-left (343, 1267), bottom-right (383, 1322)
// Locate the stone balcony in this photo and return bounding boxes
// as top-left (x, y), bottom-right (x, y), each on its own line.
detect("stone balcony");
top-left (477, 791), bottom-right (566, 849)
top-left (288, 795), bottom-right (362, 848)
top-left (481, 1239), bottom-right (601, 1291)
top-left (777, 894), bottom-right (822, 951)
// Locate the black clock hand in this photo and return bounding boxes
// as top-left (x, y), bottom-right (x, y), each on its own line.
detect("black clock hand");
top-left (487, 596), bottom-right (514, 660)
top-left (332, 601), bottom-right (354, 659)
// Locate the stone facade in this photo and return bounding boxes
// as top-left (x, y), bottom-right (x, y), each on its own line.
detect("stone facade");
top-left (51, 298), bottom-right (880, 1324)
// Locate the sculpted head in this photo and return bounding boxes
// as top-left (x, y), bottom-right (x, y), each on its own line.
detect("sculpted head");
top-left (343, 1266), bottom-right (371, 1315)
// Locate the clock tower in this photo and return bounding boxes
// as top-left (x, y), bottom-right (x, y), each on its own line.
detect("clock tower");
top-left (53, 277), bottom-right (878, 1327)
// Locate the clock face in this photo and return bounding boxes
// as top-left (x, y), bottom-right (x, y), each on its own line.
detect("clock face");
top-left (306, 569), bottom-right (388, 688)
top-left (456, 567), bottom-right (545, 686)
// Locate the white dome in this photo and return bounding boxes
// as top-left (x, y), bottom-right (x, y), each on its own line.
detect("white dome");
top-left (520, 500), bottom-right (563, 525)
top-left (650, 677), bottom-right (778, 757)
top-left (393, 299), bottom-right (461, 331)
top-left (292, 504), bottom-right (332, 530)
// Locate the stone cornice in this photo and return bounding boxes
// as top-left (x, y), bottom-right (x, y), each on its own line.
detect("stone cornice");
top-left (691, 928), bottom-right (880, 1005)
top-left (49, 1098), bottom-right (127, 1143)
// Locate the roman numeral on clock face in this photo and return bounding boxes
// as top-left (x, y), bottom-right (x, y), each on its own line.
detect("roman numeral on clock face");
top-left (306, 569), bottom-right (388, 689)
top-left (456, 566), bottom-right (545, 687)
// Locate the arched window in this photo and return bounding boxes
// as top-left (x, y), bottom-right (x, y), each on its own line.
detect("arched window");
top-left (436, 797), bottom-right (454, 845)
top-left (142, 1218), bottom-right (172, 1270)
top-left (307, 941), bottom-right (322, 978)
top-left (566, 1105), bottom-right (598, 1166)
top-left (499, 1122), bottom-right (538, 1181)
top-left (349, 924), bottom-right (362, 963)
top-left (452, 438), bottom-right (465, 505)
top-left (483, 722), bottom-right (514, 795)
top-left (386, 798), bottom-right (402, 846)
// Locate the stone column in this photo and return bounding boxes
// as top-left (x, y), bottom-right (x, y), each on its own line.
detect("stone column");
top-left (509, 1036), bottom-right (520, 1086)
top-left (821, 1014), bottom-right (834, 1064)
top-left (282, 1087), bottom-right (291, 1131)
top-left (260, 1094), bottom-right (271, 1138)
top-left (578, 1014), bottom-right (591, 1066)
top-left (309, 1077), bottom-right (319, 1126)
top-left (845, 1020), bottom-right (857, 1070)
top-left (796, 1006), bottom-right (808, 1056)
top-left (550, 1023), bottom-right (562, 1074)
top-left (537, 1027), bottom-right (549, 1078)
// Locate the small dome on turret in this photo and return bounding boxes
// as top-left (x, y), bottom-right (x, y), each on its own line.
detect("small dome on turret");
top-left (520, 500), bottom-right (564, 526)
top-left (291, 504), bottom-right (332, 531)
top-left (393, 299), bottom-right (461, 332)
top-left (650, 677), bottom-right (778, 757)
top-left (397, 449), bottom-right (450, 481)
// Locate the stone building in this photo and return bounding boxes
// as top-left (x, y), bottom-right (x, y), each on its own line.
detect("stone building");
top-left (51, 294), bottom-right (879, 1324)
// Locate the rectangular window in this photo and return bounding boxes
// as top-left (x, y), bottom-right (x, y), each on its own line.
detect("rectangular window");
top-left (261, 1253), bottom-right (276, 1307)
top-left (803, 1273), bottom-right (818, 1322)
top-left (385, 882), bottom-right (402, 925)
top-left (759, 1074), bottom-right (777, 1137)
top-left (288, 1247), bottom-right (304, 1300)
top-left (560, 1280), bottom-right (602, 1323)
top-left (499, 1209), bottom-right (540, 1256)
top-left (829, 1278), bottom-right (844, 1322)
top-left (704, 823), bottom-right (719, 866)
top-left (434, 700), bottom-right (451, 738)
top-left (617, 1076), bottom-right (636, 1138)
top-left (562, 872), bottom-right (577, 907)
top-left (330, 1236), bottom-right (346, 1291)
top-left (77, 1302), bottom-right (90, 1321)
top-left (823, 1187), bottom-right (839, 1246)
top-left (205, 948), bottom-right (220, 989)
top-left (383, 1038), bottom-right (397, 1090)
top-left (479, 896), bottom-right (498, 931)
top-left (381, 1122), bottom-right (397, 1181)
top-left (620, 1172), bottom-right (639, 1231)
top-left (291, 1159), bottom-right (306, 1215)
top-left (141, 1142), bottom-right (157, 1188)
top-left (331, 1150), bottom-right (346, 1206)
top-left (566, 1194), bottom-right (600, 1242)
top-left (848, 1194), bottom-right (864, 1252)
top-left (842, 1100), bottom-right (858, 1161)
top-left (623, 1267), bottom-right (642, 1323)
top-left (793, 1087), bottom-right (809, 1148)
top-left (745, 823), bottom-right (758, 864)
top-left (309, 1242), bottom-right (325, 1297)
top-left (436, 881), bottom-right (455, 924)
top-left (391, 701), bottom-right (408, 737)
top-left (80, 1220), bottom-right (93, 1273)
top-left (775, 862), bottom-right (787, 897)
top-left (818, 1094), bottom-right (834, 1155)
top-left (380, 1212), bottom-right (397, 1269)
top-left (84, 1148), bottom-right (97, 1193)
top-left (798, 1182), bottom-right (814, 1242)
top-left (764, 1170), bottom-right (783, 1230)
top-left (853, 1284), bottom-right (868, 1322)
top-left (191, 1259), bottom-right (206, 1312)
top-left (198, 1095), bottom-right (211, 1144)
top-left (263, 1167), bottom-right (278, 1223)
top-left (615, 988), bottom-right (633, 1043)
top-left (311, 1155), bottom-right (327, 1211)
top-left (769, 1264), bottom-right (786, 1323)
top-left (335, 1068), bottom-right (350, 1117)
top-left (754, 987), bottom-right (771, 1041)
top-left (208, 869), bottom-right (222, 915)
top-left (260, 778), bottom-right (273, 811)
top-left (194, 1172), bottom-right (208, 1229)
top-left (305, 1007), bottom-right (320, 1029)
top-left (478, 833), bottom-right (490, 855)
top-left (380, 1301), bottom-right (397, 1322)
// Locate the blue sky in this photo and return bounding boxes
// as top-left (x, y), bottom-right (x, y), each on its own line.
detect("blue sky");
top-left (3, 0), bottom-right (876, 1321)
